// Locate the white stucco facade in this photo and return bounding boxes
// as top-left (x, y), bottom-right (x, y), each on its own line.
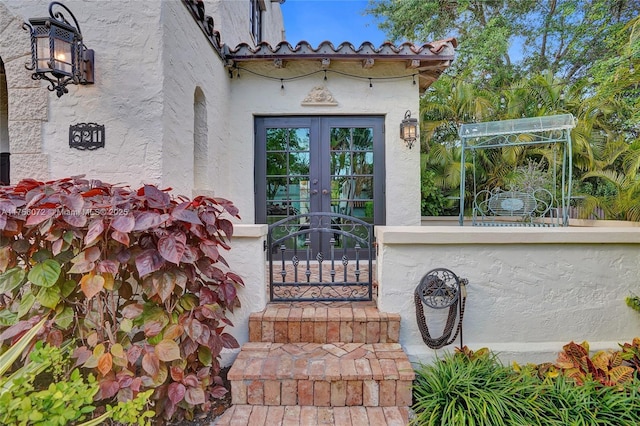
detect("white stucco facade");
top-left (0, 0), bottom-right (273, 193)
top-left (0, 0), bottom-right (432, 225)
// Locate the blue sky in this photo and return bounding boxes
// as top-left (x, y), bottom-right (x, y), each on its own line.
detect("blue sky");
top-left (281, 0), bottom-right (390, 47)
top-left (280, 2), bottom-right (524, 62)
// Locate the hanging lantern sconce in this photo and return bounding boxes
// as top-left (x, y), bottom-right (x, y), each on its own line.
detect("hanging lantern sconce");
top-left (400, 110), bottom-right (418, 149)
top-left (24, 1), bottom-right (95, 98)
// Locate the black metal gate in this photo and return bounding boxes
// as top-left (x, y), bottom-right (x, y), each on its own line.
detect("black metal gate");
top-left (267, 212), bottom-right (374, 302)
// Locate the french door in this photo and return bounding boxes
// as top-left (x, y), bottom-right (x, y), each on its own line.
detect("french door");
top-left (255, 116), bottom-right (385, 252)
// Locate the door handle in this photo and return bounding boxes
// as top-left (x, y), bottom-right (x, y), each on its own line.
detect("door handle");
top-left (311, 189), bottom-right (318, 195)
top-left (322, 189), bottom-right (329, 195)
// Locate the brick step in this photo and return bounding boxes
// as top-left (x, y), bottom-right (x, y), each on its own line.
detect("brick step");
top-left (227, 342), bottom-right (414, 407)
top-left (214, 405), bottom-right (411, 425)
top-left (249, 302), bottom-right (400, 344)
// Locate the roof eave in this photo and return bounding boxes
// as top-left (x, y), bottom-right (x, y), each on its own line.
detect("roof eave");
top-left (224, 39), bottom-right (457, 93)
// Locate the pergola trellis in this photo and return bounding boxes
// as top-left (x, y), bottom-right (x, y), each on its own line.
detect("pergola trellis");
top-left (458, 114), bottom-right (577, 227)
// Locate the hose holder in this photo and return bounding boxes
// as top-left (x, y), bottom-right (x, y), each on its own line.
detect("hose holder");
top-left (414, 268), bottom-right (468, 349)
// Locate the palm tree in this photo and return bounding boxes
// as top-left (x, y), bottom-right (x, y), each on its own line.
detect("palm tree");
top-left (578, 138), bottom-right (640, 221)
top-left (420, 64), bottom-right (639, 220)
top-left (420, 77), bottom-right (497, 214)
top-left (566, 13), bottom-right (640, 220)
top-left (420, 77), bottom-right (495, 149)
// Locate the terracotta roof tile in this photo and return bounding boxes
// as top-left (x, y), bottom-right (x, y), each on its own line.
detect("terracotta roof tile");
top-left (225, 38), bottom-right (457, 93)
top-left (226, 38), bottom-right (457, 60)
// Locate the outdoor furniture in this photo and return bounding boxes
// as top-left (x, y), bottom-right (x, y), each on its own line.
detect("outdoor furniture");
top-left (472, 187), bottom-right (559, 227)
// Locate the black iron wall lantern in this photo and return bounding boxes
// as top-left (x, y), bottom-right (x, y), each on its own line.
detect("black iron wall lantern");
top-left (24, 1), bottom-right (94, 98)
top-left (400, 110), bottom-right (418, 149)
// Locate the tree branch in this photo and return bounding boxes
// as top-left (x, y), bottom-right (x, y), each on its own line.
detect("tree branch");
top-left (540, 0), bottom-right (558, 64)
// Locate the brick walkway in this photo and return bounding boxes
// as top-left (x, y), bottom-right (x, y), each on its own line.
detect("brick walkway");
top-left (215, 405), bottom-right (410, 425)
top-left (216, 302), bottom-right (414, 425)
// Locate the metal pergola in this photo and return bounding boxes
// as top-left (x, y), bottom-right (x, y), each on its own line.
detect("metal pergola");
top-left (459, 114), bottom-right (577, 227)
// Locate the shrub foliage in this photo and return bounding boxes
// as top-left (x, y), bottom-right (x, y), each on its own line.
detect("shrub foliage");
top-left (1, 338), bottom-right (154, 426)
top-left (412, 347), bottom-right (545, 426)
top-left (412, 345), bottom-right (640, 426)
top-left (0, 177), bottom-right (243, 421)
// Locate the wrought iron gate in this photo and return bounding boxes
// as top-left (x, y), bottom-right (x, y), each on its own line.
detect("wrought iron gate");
top-left (267, 212), bottom-right (374, 302)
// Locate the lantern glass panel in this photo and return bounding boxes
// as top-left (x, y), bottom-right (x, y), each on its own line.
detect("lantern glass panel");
top-left (51, 38), bottom-right (73, 76)
top-left (35, 36), bottom-right (51, 72)
top-left (401, 120), bottom-right (417, 140)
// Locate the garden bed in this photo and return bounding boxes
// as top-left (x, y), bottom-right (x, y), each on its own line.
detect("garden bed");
top-left (410, 342), bottom-right (640, 426)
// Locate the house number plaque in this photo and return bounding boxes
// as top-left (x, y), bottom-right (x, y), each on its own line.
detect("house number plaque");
top-left (69, 123), bottom-right (105, 150)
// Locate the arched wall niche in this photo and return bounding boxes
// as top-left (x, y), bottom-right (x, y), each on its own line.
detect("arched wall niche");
top-left (194, 86), bottom-right (208, 190)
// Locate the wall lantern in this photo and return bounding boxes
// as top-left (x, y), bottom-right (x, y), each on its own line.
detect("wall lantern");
top-left (24, 1), bottom-right (94, 98)
top-left (400, 110), bottom-right (418, 149)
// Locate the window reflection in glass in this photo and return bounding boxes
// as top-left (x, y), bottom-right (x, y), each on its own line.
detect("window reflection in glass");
top-left (330, 128), bottom-right (374, 221)
top-left (266, 128), bottom-right (310, 226)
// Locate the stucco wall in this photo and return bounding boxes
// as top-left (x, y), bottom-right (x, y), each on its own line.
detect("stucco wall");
top-left (261, 0), bottom-right (285, 44)
top-left (1, 0), bottom-right (165, 186)
top-left (228, 60), bottom-right (422, 226)
top-left (208, 0), bottom-right (284, 48)
top-left (376, 226), bottom-right (640, 364)
top-left (223, 224), bottom-right (268, 346)
top-left (0, 1), bottom-right (49, 182)
top-left (158, 0), bottom-right (283, 198)
top-left (0, 0), bottom-right (284, 194)
top-left (159, 1), bottom-right (230, 198)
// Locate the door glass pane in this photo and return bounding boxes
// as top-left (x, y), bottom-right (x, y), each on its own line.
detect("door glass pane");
top-left (352, 152), bottom-right (373, 174)
top-left (290, 152), bottom-right (310, 175)
top-left (266, 127), bottom-right (310, 249)
top-left (330, 128), bottom-right (351, 151)
top-left (330, 127), bottom-right (374, 223)
top-left (330, 151), bottom-right (351, 176)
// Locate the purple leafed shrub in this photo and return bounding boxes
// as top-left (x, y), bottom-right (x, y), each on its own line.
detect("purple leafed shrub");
top-left (0, 176), bottom-right (243, 421)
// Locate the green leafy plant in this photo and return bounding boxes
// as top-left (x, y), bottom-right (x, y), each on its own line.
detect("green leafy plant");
top-left (411, 347), bottom-right (545, 426)
top-left (555, 341), bottom-right (634, 386)
top-left (0, 177), bottom-right (243, 421)
top-left (539, 375), bottom-right (640, 426)
top-left (626, 294), bottom-right (640, 313)
top-left (542, 340), bottom-right (640, 424)
top-left (454, 345), bottom-right (490, 361)
top-left (364, 201), bottom-right (374, 219)
top-left (412, 344), bottom-right (640, 426)
top-left (420, 168), bottom-right (447, 216)
top-left (1, 347), bottom-right (99, 426)
top-left (0, 319), bottom-right (153, 425)
top-left (512, 360), bottom-right (559, 381)
top-left (620, 337), bottom-right (640, 371)
top-left (0, 316), bottom-right (47, 377)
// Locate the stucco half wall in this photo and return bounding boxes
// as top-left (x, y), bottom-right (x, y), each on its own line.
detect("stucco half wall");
top-left (375, 226), bottom-right (640, 365)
